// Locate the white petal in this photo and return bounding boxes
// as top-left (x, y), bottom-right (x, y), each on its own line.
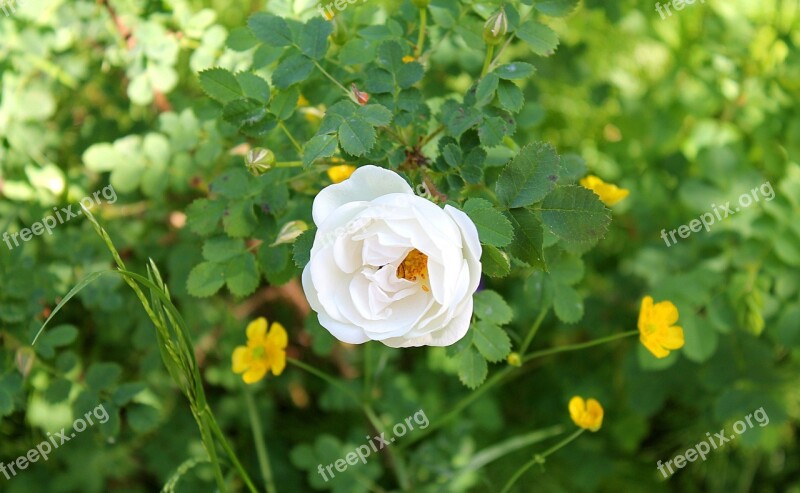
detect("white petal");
top-left (312, 166), bottom-right (413, 226)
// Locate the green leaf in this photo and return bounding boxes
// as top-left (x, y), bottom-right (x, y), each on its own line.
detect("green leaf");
top-left (441, 100), bottom-right (483, 139)
top-left (235, 72), bottom-right (271, 103)
top-left (516, 20), bottom-right (560, 56)
top-left (223, 199), bottom-right (258, 237)
top-left (293, 229), bottom-right (316, 268)
top-left (478, 116), bottom-right (510, 147)
top-left (682, 313), bottom-right (718, 363)
top-left (270, 87), bottom-right (301, 120)
top-left (40, 324), bottom-right (78, 346)
top-left (187, 199), bottom-right (225, 236)
top-left (494, 62), bottom-right (536, 80)
top-left (112, 382), bottom-right (147, 406)
top-left (472, 321), bottom-right (512, 362)
top-left (458, 347), bottom-right (488, 389)
top-left (198, 68), bottom-right (243, 103)
top-left (357, 104), bottom-right (393, 126)
top-left (481, 245), bottom-right (510, 278)
top-left (299, 17), bottom-right (333, 60)
top-left (304, 134), bottom-right (338, 167)
top-left (497, 81), bottom-right (524, 113)
top-left (127, 403), bottom-right (161, 433)
top-left (496, 142), bottom-right (560, 208)
top-left (535, 0), bottom-right (579, 17)
top-left (463, 198), bottom-right (514, 247)
top-left (506, 208), bottom-right (546, 269)
top-left (552, 283), bottom-right (583, 323)
top-left (223, 98), bottom-right (267, 127)
top-left (187, 261), bottom-right (226, 297)
top-left (475, 74), bottom-right (499, 106)
top-left (272, 54), bottom-right (315, 88)
top-left (338, 117), bottom-right (376, 156)
top-left (226, 254), bottom-right (260, 297)
top-left (340, 39), bottom-right (375, 65)
top-left (540, 185), bottom-right (611, 244)
top-left (473, 290), bottom-right (513, 325)
top-left (203, 237), bottom-right (247, 262)
top-left (248, 13), bottom-right (293, 46)
top-left (548, 253), bottom-right (584, 286)
top-left (86, 362), bottom-right (122, 391)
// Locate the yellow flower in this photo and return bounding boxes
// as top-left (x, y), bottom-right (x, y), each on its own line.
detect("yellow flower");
top-left (402, 55), bottom-right (416, 63)
top-left (637, 296), bottom-right (684, 359)
top-left (232, 318), bottom-right (288, 384)
top-left (327, 164), bottom-right (356, 184)
top-left (579, 175), bottom-right (629, 206)
top-left (297, 94), bottom-right (310, 107)
top-left (569, 396), bottom-right (604, 432)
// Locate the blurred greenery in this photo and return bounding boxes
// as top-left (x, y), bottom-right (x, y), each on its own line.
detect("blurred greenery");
top-left (1, 0), bottom-right (799, 491)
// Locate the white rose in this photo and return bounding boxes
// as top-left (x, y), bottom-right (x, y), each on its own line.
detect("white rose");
top-left (302, 165), bottom-right (482, 347)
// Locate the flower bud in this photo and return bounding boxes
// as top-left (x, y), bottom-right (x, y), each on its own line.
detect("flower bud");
top-left (483, 9), bottom-right (508, 46)
top-left (351, 83), bottom-right (370, 106)
top-left (507, 352), bottom-right (521, 367)
top-left (271, 220), bottom-right (309, 246)
top-left (245, 147), bottom-right (275, 176)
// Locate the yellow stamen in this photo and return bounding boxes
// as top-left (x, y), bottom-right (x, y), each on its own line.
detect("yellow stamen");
top-left (397, 249), bottom-right (429, 282)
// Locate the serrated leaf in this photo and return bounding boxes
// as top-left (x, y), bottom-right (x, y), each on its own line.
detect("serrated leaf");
top-left (474, 290), bottom-right (513, 324)
top-left (458, 347), bottom-right (488, 389)
top-left (340, 39), bottom-right (375, 65)
top-left (516, 20), bottom-right (560, 56)
top-left (497, 81), bottom-right (524, 112)
top-left (223, 199), bottom-right (258, 237)
top-left (548, 253), bottom-right (584, 286)
top-left (198, 68), bottom-right (242, 103)
top-left (41, 324), bottom-right (78, 347)
top-left (203, 237), bottom-right (247, 262)
top-left (506, 208), bottom-right (546, 269)
top-left (357, 104), bottom-right (393, 126)
top-left (494, 62), bottom-right (536, 80)
top-left (478, 116), bottom-right (510, 147)
top-left (293, 229), bottom-right (316, 268)
top-left (226, 254), bottom-right (260, 297)
top-left (299, 17), bottom-right (333, 59)
top-left (223, 98), bottom-right (267, 127)
top-left (496, 142), bottom-right (560, 208)
top-left (481, 245), bottom-right (510, 278)
top-left (270, 87), bottom-right (301, 120)
top-left (248, 13), bottom-right (293, 46)
top-left (472, 320), bottom-right (512, 362)
top-left (304, 134), bottom-right (338, 167)
top-left (186, 199), bottom-right (225, 236)
top-left (112, 382), bottom-right (147, 406)
top-left (187, 261), bottom-right (226, 297)
top-left (86, 362), bottom-right (122, 391)
top-left (475, 73), bottom-right (499, 106)
top-left (463, 198), bottom-right (514, 247)
top-left (235, 72), bottom-right (271, 103)
top-left (552, 283), bottom-right (583, 323)
top-left (127, 403), bottom-right (160, 433)
top-left (273, 54), bottom-right (315, 88)
top-left (535, 0), bottom-right (579, 17)
top-left (338, 117), bottom-right (376, 156)
top-left (540, 185), bottom-right (611, 243)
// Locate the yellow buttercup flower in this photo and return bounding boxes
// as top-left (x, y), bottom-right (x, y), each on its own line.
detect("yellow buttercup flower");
top-left (637, 296), bottom-right (684, 359)
top-left (327, 164), bottom-right (356, 184)
top-left (232, 318), bottom-right (287, 384)
top-left (402, 55), bottom-right (416, 63)
top-left (579, 175), bottom-right (629, 206)
top-left (569, 396), bottom-right (604, 432)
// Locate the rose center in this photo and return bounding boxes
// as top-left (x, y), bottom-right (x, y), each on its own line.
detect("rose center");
top-left (396, 249), bottom-right (429, 285)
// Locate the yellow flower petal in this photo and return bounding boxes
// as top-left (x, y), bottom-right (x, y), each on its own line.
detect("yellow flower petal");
top-left (580, 175), bottom-right (629, 206)
top-left (568, 396), bottom-right (586, 424)
top-left (232, 346), bottom-right (251, 373)
top-left (267, 322), bottom-right (288, 349)
top-left (569, 396), bottom-right (604, 431)
top-left (327, 165), bottom-right (356, 184)
top-left (659, 326), bottom-right (685, 349)
top-left (640, 334), bottom-right (670, 359)
top-left (243, 362), bottom-right (268, 384)
top-left (247, 317), bottom-right (268, 343)
top-left (270, 349), bottom-right (286, 376)
top-left (637, 296), bottom-right (654, 332)
top-left (402, 55), bottom-right (416, 63)
top-left (585, 398), bottom-right (604, 431)
top-left (651, 300), bottom-right (679, 327)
